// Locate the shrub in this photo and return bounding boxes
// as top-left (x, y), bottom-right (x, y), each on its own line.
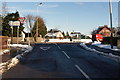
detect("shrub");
top-left (102, 37), bottom-right (120, 46)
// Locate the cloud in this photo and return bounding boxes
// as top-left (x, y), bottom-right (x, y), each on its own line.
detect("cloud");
top-left (41, 4), bottom-right (59, 8)
top-left (7, 6), bottom-right (17, 9)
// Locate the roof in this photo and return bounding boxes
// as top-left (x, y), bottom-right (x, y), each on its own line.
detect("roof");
top-left (46, 32), bottom-right (61, 37)
top-left (45, 31), bottom-right (64, 38)
top-left (116, 27), bottom-right (120, 31)
top-left (48, 29), bottom-right (61, 33)
top-left (71, 32), bottom-right (81, 34)
top-left (97, 25), bottom-right (111, 33)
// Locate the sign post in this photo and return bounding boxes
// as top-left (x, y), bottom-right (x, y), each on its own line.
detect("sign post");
top-left (17, 26), bottom-right (19, 44)
top-left (11, 26), bottom-right (13, 44)
top-left (9, 21), bottom-right (20, 44)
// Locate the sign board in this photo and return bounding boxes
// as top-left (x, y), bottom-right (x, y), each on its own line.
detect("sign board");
top-left (18, 17), bottom-right (25, 24)
top-left (96, 34), bottom-right (103, 42)
top-left (9, 21), bottom-right (20, 26)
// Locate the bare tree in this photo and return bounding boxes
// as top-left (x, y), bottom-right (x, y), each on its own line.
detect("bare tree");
top-left (0, 1), bottom-right (7, 35)
top-left (25, 14), bottom-right (36, 41)
top-left (2, 1), bottom-right (8, 17)
top-left (26, 15), bottom-right (35, 28)
top-left (91, 29), bottom-right (98, 35)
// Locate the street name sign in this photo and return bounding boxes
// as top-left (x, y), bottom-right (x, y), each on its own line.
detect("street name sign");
top-left (9, 21), bottom-right (20, 26)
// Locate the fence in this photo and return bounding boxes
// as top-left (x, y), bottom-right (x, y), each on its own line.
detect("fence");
top-left (10, 37), bottom-right (44, 43)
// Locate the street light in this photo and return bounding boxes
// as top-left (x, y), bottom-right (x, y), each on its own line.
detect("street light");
top-left (109, 0), bottom-right (113, 49)
top-left (36, 3), bottom-right (42, 42)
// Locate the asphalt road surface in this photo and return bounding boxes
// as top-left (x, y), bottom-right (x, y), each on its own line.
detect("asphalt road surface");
top-left (2, 43), bottom-right (120, 79)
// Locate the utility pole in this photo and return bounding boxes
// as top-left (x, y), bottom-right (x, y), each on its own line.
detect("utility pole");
top-left (36, 6), bottom-right (38, 42)
top-left (36, 3), bottom-right (42, 42)
top-left (109, 0), bottom-right (113, 49)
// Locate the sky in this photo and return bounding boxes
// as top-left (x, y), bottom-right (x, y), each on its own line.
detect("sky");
top-left (1, 1), bottom-right (119, 35)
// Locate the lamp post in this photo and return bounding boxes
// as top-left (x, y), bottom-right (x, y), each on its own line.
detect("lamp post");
top-left (109, 0), bottom-right (113, 49)
top-left (36, 3), bottom-right (42, 42)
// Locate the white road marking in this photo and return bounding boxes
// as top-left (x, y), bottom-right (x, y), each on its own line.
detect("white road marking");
top-left (40, 47), bottom-right (50, 51)
top-left (58, 46), bottom-right (61, 49)
top-left (62, 51), bottom-right (70, 59)
top-left (75, 65), bottom-right (92, 80)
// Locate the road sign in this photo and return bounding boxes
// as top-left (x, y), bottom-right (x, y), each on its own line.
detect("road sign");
top-left (9, 21), bottom-right (20, 26)
top-left (18, 17), bottom-right (25, 24)
top-left (96, 34), bottom-right (103, 42)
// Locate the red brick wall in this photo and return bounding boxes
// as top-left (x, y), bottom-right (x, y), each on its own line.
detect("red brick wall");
top-left (99, 28), bottom-right (111, 37)
top-left (0, 36), bottom-right (8, 49)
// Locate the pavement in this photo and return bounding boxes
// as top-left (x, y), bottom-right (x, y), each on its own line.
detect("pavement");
top-left (2, 43), bottom-right (120, 79)
top-left (86, 44), bottom-right (120, 56)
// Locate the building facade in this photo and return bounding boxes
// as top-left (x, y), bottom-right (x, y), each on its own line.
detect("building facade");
top-left (97, 25), bottom-right (111, 37)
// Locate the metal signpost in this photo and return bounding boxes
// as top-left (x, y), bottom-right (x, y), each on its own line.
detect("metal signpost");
top-left (9, 21), bottom-right (20, 44)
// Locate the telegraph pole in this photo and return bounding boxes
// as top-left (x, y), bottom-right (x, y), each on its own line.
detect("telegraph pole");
top-left (36, 3), bottom-right (42, 42)
top-left (109, 0), bottom-right (113, 49)
top-left (36, 6), bottom-right (38, 42)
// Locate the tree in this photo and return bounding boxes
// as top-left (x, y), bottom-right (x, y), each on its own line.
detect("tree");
top-left (0, 15), bottom-right (2, 35)
top-left (2, 2), bottom-right (8, 17)
top-left (2, 11), bottom-right (24, 37)
top-left (66, 31), bottom-right (70, 38)
top-left (91, 29), bottom-right (98, 35)
top-left (32, 16), bottom-right (47, 38)
top-left (25, 14), bottom-right (35, 37)
top-left (26, 15), bottom-right (35, 29)
top-left (62, 31), bottom-right (65, 37)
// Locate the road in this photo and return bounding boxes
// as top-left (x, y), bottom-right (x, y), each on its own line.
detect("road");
top-left (2, 43), bottom-right (120, 79)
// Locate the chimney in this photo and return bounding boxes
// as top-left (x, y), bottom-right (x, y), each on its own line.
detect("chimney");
top-left (104, 25), bottom-right (108, 27)
top-left (99, 26), bottom-right (102, 28)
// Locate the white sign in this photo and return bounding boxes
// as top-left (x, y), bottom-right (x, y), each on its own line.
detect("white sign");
top-left (9, 21), bottom-right (20, 26)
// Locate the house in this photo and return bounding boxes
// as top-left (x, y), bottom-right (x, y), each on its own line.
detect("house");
top-left (96, 25), bottom-right (111, 37)
top-left (45, 29), bottom-right (64, 39)
top-left (115, 27), bottom-right (120, 37)
top-left (71, 31), bottom-right (88, 39)
top-left (71, 31), bottom-right (81, 39)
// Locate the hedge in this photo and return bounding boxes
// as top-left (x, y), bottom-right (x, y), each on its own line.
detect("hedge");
top-left (102, 37), bottom-right (120, 46)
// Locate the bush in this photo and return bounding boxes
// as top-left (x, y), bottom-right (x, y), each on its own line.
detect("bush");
top-left (102, 37), bottom-right (120, 46)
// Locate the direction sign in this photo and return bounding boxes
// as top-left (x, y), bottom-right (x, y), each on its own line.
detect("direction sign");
top-left (9, 21), bottom-right (20, 26)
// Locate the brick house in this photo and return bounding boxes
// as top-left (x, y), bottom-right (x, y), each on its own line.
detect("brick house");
top-left (97, 25), bottom-right (111, 37)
